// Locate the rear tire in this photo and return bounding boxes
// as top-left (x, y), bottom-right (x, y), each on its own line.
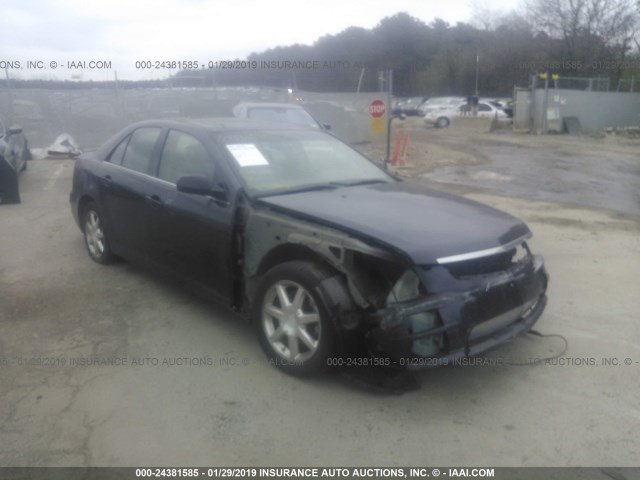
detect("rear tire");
top-left (21, 141), bottom-right (31, 170)
top-left (254, 261), bottom-right (338, 376)
top-left (82, 202), bottom-right (115, 264)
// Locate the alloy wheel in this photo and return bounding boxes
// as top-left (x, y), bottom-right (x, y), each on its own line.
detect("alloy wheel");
top-left (84, 210), bottom-right (105, 259)
top-left (261, 280), bottom-right (322, 363)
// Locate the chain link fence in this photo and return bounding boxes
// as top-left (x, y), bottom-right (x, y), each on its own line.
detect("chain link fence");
top-left (0, 86), bottom-right (386, 150)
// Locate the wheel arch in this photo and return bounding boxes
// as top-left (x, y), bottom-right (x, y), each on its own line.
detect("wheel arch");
top-left (256, 243), bottom-right (336, 278)
top-left (78, 195), bottom-right (97, 230)
top-left (241, 207), bottom-right (410, 316)
top-left (245, 243), bottom-right (340, 308)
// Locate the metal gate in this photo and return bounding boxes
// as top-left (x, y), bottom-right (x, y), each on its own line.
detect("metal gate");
top-left (513, 87), bottom-right (531, 131)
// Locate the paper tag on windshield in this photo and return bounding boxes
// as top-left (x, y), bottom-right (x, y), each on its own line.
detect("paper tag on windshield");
top-left (227, 144), bottom-right (269, 167)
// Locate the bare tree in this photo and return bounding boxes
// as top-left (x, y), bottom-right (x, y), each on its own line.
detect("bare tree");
top-left (526, 0), bottom-right (638, 60)
top-left (469, 0), bottom-right (499, 30)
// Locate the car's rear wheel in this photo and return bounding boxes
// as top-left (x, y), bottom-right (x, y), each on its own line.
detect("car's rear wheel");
top-left (254, 261), bottom-right (337, 376)
top-left (82, 203), bottom-right (115, 264)
top-left (436, 117), bottom-right (450, 128)
top-left (21, 145), bottom-right (30, 170)
top-left (23, 142), bottom-right (32, 161)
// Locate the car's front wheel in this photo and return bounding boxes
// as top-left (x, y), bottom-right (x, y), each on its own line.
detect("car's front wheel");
top-left (436, 117), bottom-right (450, 128)
top-left (254, 261), bottom-right (337, 376)
top-left (82, 202), bottom-right (115, 264)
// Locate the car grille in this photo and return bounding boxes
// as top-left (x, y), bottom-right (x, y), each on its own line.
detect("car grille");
top-left (444, 243), bottom-right (530, 278)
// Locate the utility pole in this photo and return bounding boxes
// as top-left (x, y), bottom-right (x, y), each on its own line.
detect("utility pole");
top-left (475, 54), bottom-right (480, 96)
top-left (541, 71), bottom-right (550, 135)
top-left (356, 68), bottom-right (365, 95)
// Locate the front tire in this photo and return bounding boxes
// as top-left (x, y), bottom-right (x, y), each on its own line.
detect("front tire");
top-left (254, 261), bottom-right (338, 376)
top-left (82, 202), bottom-right (115, 264)
top-left (436, 117), bottom-right (450, 128)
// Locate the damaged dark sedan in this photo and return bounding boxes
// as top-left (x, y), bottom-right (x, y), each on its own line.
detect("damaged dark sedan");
top-left (70, 119), bottom-right (548, 375)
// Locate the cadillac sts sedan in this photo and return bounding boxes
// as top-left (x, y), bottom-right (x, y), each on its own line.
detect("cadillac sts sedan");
top-left (70, 119), bottom-right (548, 375)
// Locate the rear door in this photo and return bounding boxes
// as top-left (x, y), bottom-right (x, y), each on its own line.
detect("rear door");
top-left (144, 129), bottom-right (235, 300)
top-left (100, 127), bottom-right (162, 260)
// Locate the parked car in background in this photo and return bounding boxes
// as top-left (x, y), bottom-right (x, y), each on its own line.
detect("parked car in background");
top-left (70, 118), bottom-right (548, 376)
top-left (424, 101), bottom-right (509, 128)
top-left (486, 98), bottom-right (514, 118)
top-left (392, 97), bottom-right (428, 116)
top-left (232, 102), bottom-right (328, 130)
top-left (417, 97), bottom-right (466, 117)
top-left (0, 115), bottom-right (31, 204)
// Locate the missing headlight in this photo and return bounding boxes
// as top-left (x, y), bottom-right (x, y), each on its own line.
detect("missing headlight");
top-left (512, 242), bottom-right (530, 264)
top-left (386, 270), bottom-right (423, 303)
top-left (408, 312), bottom-right (441, 356)
top-left (386, 270), bottom-right (442, 356)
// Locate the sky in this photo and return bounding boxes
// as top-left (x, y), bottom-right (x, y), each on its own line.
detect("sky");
top-left (0, 0), bottom-right (521, 81)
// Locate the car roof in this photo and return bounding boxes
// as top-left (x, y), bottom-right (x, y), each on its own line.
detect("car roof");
top-left (93, 117), bottom-right (319, 160)
top-left (234, 102), bottom-right (307, 110)
top-left (125, 117), bottom-right (315, 133)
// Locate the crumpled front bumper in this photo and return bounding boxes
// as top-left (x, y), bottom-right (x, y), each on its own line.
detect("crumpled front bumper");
top-left (365, 255), bottom-right (548, 368)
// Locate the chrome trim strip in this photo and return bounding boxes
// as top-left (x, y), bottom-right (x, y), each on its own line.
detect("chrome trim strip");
top-left (436, 233), bottom-right (531, 264)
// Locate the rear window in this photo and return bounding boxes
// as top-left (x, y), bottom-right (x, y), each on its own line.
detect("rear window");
top-left (121, 128), bottom-right (161, 174)
top-left (108, 136), bottom-right (130, 165)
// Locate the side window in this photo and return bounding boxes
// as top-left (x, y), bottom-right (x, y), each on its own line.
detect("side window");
top-left (121, 128), bottom-right (161, 174)
top-left (478, 103), bottom-right (492, 112)
top-left (107, 136), bottom-right (129, 165)
top-left (158, 130), bottom-right (213, 184)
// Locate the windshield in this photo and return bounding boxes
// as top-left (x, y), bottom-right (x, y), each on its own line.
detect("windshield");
top-left (247, 107), bottom-right (320, 128)
top-left (215, 130), bottom-right (393, 196)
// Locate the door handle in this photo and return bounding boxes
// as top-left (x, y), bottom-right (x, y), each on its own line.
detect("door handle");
top-left (144, 194), bottom-right (163, 208)
top-left (101, 174), bottom-right (113, 190)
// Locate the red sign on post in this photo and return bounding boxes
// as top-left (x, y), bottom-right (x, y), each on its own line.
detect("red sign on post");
top-left (369, 100), bottom-right (386, 118)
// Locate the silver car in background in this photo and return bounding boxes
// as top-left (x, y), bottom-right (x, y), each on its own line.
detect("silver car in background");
top-left (424, 101), bottom-right (508, 128)
top-left (232, 102), bottom-right (327, 129)
top-left (417, 97), bottom-right (466, 117)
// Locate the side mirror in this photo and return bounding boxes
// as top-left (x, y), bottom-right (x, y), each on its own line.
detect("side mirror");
top-left (176, 175), bottom-right (227, 200)
top-left (9, 125), bottom-right (22, 135)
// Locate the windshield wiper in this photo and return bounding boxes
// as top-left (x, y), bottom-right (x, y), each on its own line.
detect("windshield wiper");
top-left (329, 179), bottom-right (389, 187)
top-left (256, 183), bottom-right (339, 198)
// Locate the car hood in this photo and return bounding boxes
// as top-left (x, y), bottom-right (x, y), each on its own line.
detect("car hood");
top-left (257, 182), bottom-right (530, 265)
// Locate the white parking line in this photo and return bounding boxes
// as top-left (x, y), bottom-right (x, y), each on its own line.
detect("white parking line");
top-left (44, 163), bottom-right (66, 191)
